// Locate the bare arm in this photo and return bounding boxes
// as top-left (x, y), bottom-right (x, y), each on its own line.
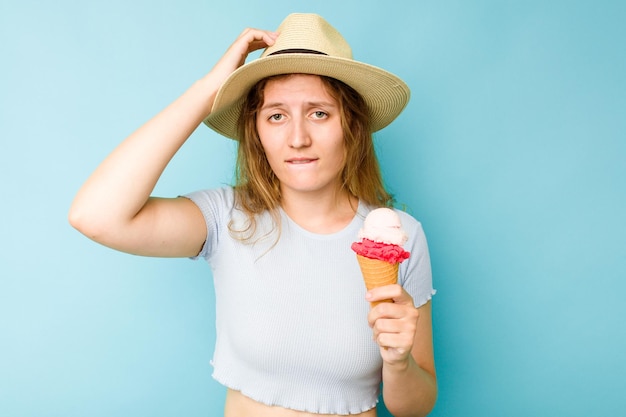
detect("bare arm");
top-left (69, 77), bottom-right (218, 257)
top-left (68, 28), bottom-right (279, 257)
top-left (368, 288), bottom-right (437, 417)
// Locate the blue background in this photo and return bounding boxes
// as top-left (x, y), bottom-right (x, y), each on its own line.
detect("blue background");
top-left (1, 1), bottom-right (624, 416)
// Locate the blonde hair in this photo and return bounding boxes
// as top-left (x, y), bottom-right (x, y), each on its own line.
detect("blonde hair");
top-left (229, 74), bottom-right (393, 240)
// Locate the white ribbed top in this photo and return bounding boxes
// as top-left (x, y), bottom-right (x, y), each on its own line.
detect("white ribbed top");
top-left (185, 187), bottom-right (434, 415)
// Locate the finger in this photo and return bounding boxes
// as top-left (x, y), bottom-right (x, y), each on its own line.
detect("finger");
top-left (238, 28), bottom-right (279, 54)
top-left (365, 284), bottom-right (401, 304)
top-left (371, 313), bottom-right (418, 340)
top-left (371, 319), bottom-right (399, 343)
top-left (246, 35), bottom-right (277, 54)
top-left (368, 304), bottom-right (416, 332)
top-left (369, 306), bottom-right (420, 339)
top-left (366, 284), bottom-right (415, 306)
top-left (372, 317), bottom-right (405, 334)
top-left (367, 301), bottom-right (399, 326)
top-left (379, 345), bottom-right (411, 364)
top-left (221, 29), bottom-right (275, 66)
top-left (376, 332), bottom-right (414, 353)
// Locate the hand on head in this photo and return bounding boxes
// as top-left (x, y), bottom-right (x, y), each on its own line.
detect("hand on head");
top-left (211, 28), bottom-right (279, 84)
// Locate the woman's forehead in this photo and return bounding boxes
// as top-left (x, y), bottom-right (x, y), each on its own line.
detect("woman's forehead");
top-left (262, 74), bottom-right (336, 102)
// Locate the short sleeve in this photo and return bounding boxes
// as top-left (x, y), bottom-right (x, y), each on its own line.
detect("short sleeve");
top-left (182, 187), bottom-right (235, 261)
top-left (396, 211), bottom-right (436, 308)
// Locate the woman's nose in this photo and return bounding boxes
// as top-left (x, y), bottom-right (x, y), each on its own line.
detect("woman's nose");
top-left (288, 119), bottom-right (312, 148)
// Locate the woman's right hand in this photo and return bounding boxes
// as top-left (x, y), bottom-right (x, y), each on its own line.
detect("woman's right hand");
top-left (206, 28), bottom-right (279, 97)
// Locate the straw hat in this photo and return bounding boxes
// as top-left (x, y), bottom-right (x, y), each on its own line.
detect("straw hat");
top-left (204, 13), bottom-right (410, 140)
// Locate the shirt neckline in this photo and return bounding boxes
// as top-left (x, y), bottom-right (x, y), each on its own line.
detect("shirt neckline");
top-left (279, 200), bottom-right (368, 241)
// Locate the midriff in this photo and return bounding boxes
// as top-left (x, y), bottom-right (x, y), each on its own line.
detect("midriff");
top-left (224, 389), bottom-right (378, 417)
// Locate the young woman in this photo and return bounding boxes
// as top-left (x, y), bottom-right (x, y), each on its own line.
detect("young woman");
top-left (69, 13), bottom-right (437, 417)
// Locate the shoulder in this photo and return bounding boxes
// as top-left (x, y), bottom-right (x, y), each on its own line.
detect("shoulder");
top-left (395, 208), bottom-right (425, 236)
top-left (182, 186), bottom-right (236, 233)
top-left (391, 207), bottom-right (429, 253)
top-left (181, 187), bottom-right (236, 260)
top-left (183, 186), bottom-right (237, 219)
top-left (184, 186), bottom-right (234, 205)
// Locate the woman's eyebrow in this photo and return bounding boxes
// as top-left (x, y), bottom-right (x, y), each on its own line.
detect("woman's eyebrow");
top-left (259, 102), bottom-right (285, 111)
top-left (306, 100), bottom-right (337, 108)
top-left (260, 100), bottom-right (337, 111)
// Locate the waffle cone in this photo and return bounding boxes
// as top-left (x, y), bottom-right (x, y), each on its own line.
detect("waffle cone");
top-left (356, 254), bottom-right (399, 307)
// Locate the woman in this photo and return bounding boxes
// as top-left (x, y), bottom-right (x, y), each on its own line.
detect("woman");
top-left (69, 13), bottom-right (437, 417)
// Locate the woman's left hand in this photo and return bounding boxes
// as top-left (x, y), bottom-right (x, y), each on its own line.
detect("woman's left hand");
top-left (366, 284), bottom-right (420, 365)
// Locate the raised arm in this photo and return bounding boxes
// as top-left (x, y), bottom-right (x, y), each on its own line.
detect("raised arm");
top-left (68, 28), bottom-right (278, 257)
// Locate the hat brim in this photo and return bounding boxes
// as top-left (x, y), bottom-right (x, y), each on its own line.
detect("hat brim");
top-left (204, 54), bottom-right (410, 140)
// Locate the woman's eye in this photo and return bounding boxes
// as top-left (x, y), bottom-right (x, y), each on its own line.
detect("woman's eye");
top-left (313, 111), bottom-right (327, 119)
top-left (269, 114), bottom-right (283, 121)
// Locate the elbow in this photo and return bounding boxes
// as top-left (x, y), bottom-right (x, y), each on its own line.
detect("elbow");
top-left (387, 401), bottom-right (437, 417)
top-left (67, 202), bottom-right (82, 231)
top-left (67, 202), bottom-right (109, 242)
top-left (418, 382), bottom-right (438, 417)
top-left (386, 399), bottom-right (437, 417)
top-left (385, 380), bottom-right (438, 417)
top-left (423, 380), bottom-right (438, 415)
top-left (68, 205), bottom-right (93, 238)
top-left (422, 391), bottom-right (438, 417)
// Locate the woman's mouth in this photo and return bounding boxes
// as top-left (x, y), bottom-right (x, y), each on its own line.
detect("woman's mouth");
top-left (286, 157), bottom-right (318, 164)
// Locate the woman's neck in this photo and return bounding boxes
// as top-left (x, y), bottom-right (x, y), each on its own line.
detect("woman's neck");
top-left (280, 189), bottom-right (358, 234)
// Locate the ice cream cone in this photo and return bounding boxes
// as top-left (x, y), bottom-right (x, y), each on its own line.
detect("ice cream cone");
top-left (356, 254), bottom-right (399, 307)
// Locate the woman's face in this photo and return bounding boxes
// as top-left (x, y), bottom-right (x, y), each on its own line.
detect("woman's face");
top-left (256, 74), bottom-right (346, 198)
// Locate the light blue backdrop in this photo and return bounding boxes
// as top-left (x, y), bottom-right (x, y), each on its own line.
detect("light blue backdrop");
top-left (1, 1), bottom-right (624, 416)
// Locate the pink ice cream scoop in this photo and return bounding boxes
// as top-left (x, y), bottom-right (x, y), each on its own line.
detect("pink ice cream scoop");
top-left (350, 238), bottom-right (410, 263)
top-left (351, 208), bottom-right (410, 306)
top-left (351, 207), bottom-right (410, 262)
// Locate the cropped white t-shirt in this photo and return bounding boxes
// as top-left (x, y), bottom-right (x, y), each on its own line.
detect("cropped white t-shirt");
top-left (185, 187), bottom-right (435, 415)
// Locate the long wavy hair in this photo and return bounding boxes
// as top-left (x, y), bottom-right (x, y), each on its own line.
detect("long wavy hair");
top-left (229, 74), bottom-right (393, 241)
